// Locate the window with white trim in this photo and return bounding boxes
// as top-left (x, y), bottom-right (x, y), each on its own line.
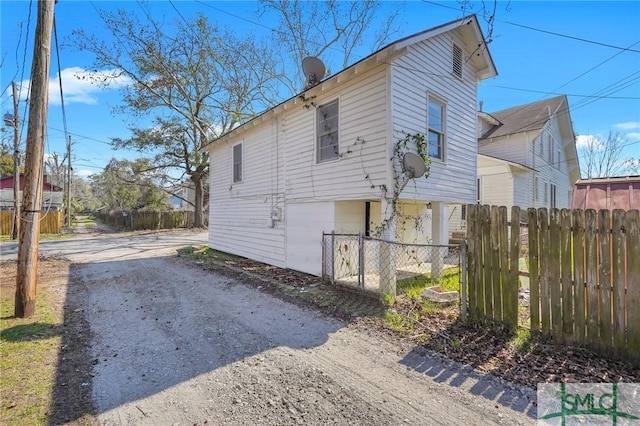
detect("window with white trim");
top-left (544, 182), bottom-right (549, 203)
top-left (550, 184), bottom-right (557, 208)
top-left (477, 178), bottom-right (482, 204)
top-left (317, 99), bottom-right (339, 162)
top-left (232, 143), bottom-right (243, 183)
top-left (452, 43), bottom-right (463, 78)
top-left (427, 95), bottom-right (445, 160)
top-left (534, 176), bottom-right (539, 202)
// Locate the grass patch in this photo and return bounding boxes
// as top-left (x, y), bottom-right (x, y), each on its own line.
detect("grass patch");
top-left (397, 266), bottom-right (461, 295)
top-left (0, 285), bottom-right (64, 425)
top-left (178, 246), bottom-right (242, 262)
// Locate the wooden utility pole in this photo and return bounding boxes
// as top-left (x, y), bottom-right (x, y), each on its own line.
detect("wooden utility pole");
top-left (15, 0), bottom-right (55, 318)
top-left (66, 135), bottom-right (71, 227)
top-left (11, 82), bottom-right (21, 240)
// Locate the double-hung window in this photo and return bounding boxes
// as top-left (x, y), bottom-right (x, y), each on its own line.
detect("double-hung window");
top-left (427, 95), bottom-right (445, 160)
top-left (317, 100), bottom-right (339, 162)
top-left (233, 143), bottom-right (243, 183)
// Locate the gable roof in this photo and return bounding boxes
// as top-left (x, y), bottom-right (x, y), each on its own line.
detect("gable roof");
top-left (480, 95), bottom-right (566, 140)
top-left (202, 15), bottom-right (496, 151)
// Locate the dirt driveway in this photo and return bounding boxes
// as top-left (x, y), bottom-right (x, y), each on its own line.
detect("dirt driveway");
top-left (4, 230), bottom-right (537, 425)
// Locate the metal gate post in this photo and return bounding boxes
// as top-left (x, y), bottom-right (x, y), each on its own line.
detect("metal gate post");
top-left (358, 233), bottom-right (365, 289)
top-left (331, 231), bottom-right (335, 285)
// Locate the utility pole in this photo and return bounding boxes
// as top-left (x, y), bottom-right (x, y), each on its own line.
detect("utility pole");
top-left (66, 134), bottom-right (71, 227)
top-left (15, 0), bottom-right (55, 318)
top-left (11, 82), bottom-right (21, 240)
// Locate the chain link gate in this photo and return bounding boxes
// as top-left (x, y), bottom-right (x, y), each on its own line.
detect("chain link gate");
top-left (322, 232), bottom-right (465, 303)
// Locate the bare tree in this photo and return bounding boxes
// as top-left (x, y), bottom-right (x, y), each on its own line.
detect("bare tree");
top-left (68, 4), bottom-right (282, 227)
top-left (260, 0), bottom-right (402, 94)
top-left (578, 131), bottom-right (637, 178)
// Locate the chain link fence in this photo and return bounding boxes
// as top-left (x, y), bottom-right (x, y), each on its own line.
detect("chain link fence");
top-left (322, 232), bottom-right (463, 299)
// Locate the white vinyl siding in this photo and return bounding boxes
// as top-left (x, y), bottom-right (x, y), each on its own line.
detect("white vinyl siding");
top-left (391, 32), bottom-right (477, 204)
top-left (317, 99), bottom-right (339, 162)
top-left (285, 65), bottom-right (389, 202)
top-left (208, 121), bottom-right (286, 268)
top-left (232, 143), bottom-right (242, 183)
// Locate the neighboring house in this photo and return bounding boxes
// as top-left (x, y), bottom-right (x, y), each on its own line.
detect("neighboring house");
top-left (168, 182), bottom-right (196, 211)
top-left (449, 95), bottom-right (581, 233)
top-left (572, 175), bottom-right (640, 211)
top-left (202, 15), bottom-right (497, 276)
top-left (0, 174), bottom-right (63, 211)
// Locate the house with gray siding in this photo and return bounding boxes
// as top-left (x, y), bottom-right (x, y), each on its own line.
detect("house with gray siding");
top-left (202, 15), bottom-right (496, 275)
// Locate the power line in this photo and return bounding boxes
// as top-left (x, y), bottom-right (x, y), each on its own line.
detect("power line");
top-left (421, 0), bottom-right (640, 53)
top-left (501, 21), bottom-right (640, 53)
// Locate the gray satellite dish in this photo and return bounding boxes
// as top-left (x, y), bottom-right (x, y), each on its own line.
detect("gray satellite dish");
top-left (402, 152), bottom-right (427, 178)
top-left (302, 56), bottom-right (326, 90)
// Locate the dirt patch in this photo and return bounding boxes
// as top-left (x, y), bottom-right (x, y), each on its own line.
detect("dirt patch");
top-left (177, 250), bottom-right (640, 391)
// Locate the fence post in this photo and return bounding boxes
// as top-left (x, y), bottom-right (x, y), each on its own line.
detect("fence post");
top-left (358, 233), bottom-right (365, 289)
top-left (331, 231), bottom-right (335, 285)
top-left (460, 240), bottom-right (467, 321)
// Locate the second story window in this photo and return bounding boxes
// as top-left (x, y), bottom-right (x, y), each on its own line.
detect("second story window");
top-left (233, 143), bottom-right (243, 183)
top-left (317, 99), bottom-right (339, 162)
top-left (427, 95), bottom-right (445, 160)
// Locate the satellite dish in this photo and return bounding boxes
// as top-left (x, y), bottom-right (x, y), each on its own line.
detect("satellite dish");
top-left (302, 56), bottom-right (326, 90)
top-left (402, 152), bottom-right (427, 178)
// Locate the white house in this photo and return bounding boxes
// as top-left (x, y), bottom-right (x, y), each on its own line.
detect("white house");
top-left (202, 15), bottom-right (497, 276)
top-left (449, 95), bottom-right (581, 233)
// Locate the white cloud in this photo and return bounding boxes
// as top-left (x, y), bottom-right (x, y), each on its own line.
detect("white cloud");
top-left (626, 132), bottom-right (640, 142)
top-left (575, 134), bottom-right (604, 150)
top-left (48, 67), bottom-right (132, 105)
top-left (11, 67), bottom-right (132, 106)
top-left (614, 121), bottom-right (640, 131)
top-left (75, 169), bottom-right (94, 177)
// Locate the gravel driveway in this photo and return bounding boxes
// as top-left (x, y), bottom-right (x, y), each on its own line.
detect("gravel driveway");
top-left (5, 229), bottom-right (537, 424)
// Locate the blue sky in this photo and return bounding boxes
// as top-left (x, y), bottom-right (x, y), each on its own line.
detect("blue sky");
top-left (1, 0), bottom-right (639, 178)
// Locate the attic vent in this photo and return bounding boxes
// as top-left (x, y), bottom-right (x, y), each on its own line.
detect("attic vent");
top-left (452, 43), bottom-right (463, 78)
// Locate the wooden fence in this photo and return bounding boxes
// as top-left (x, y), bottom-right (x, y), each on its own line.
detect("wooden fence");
top-left (467, 204), bottom-right (640, 365)
top-left (94, 210), bottom-right (205, 231)
top-left (0, 210), bottom-right (63, 234)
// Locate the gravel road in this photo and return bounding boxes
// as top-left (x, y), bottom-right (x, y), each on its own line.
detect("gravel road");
top-left (4, 228), bottom-right (537, 424)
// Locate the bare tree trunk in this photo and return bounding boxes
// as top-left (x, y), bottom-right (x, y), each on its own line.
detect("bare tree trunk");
top-left (192, 174), bottom-right (205, 228)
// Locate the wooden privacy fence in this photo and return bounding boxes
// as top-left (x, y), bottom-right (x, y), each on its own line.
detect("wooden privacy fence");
top-left (467, 205), bottom-right (520, 329)
top-left (94, 210), bottom-right (204, 230)
top-left (0, 210), bottom-right (62, 234)
top-left (467, 204), bottom-right (640, 365)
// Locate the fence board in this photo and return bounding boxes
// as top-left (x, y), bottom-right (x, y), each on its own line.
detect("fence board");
top-left (539, 209), bottom-right (551, 334)
top-left (611, 210), bottom-right (626, 354)
top-left (481, 205), bottom-right (492, 317)
top-left (560, 209), bottom-right (573, 343)
top-left (507, 206), bottom-right (520, 329)
top-left (585, 210), bottom-right (599, 347)
top-left (598, 209), bottom-right (613, 352)
top-left (572, 209), bottom-right (586, 343)
top-left (549, 209), bottom-right (562, 341)
top-left (467, 205), bottom-right (478, 315)
top-left (528, 208), bottom-right (540, 332)
top-left (491, 206), bottom-right (503, 322)
top-left (626, 211), bottom-right (640, 364)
